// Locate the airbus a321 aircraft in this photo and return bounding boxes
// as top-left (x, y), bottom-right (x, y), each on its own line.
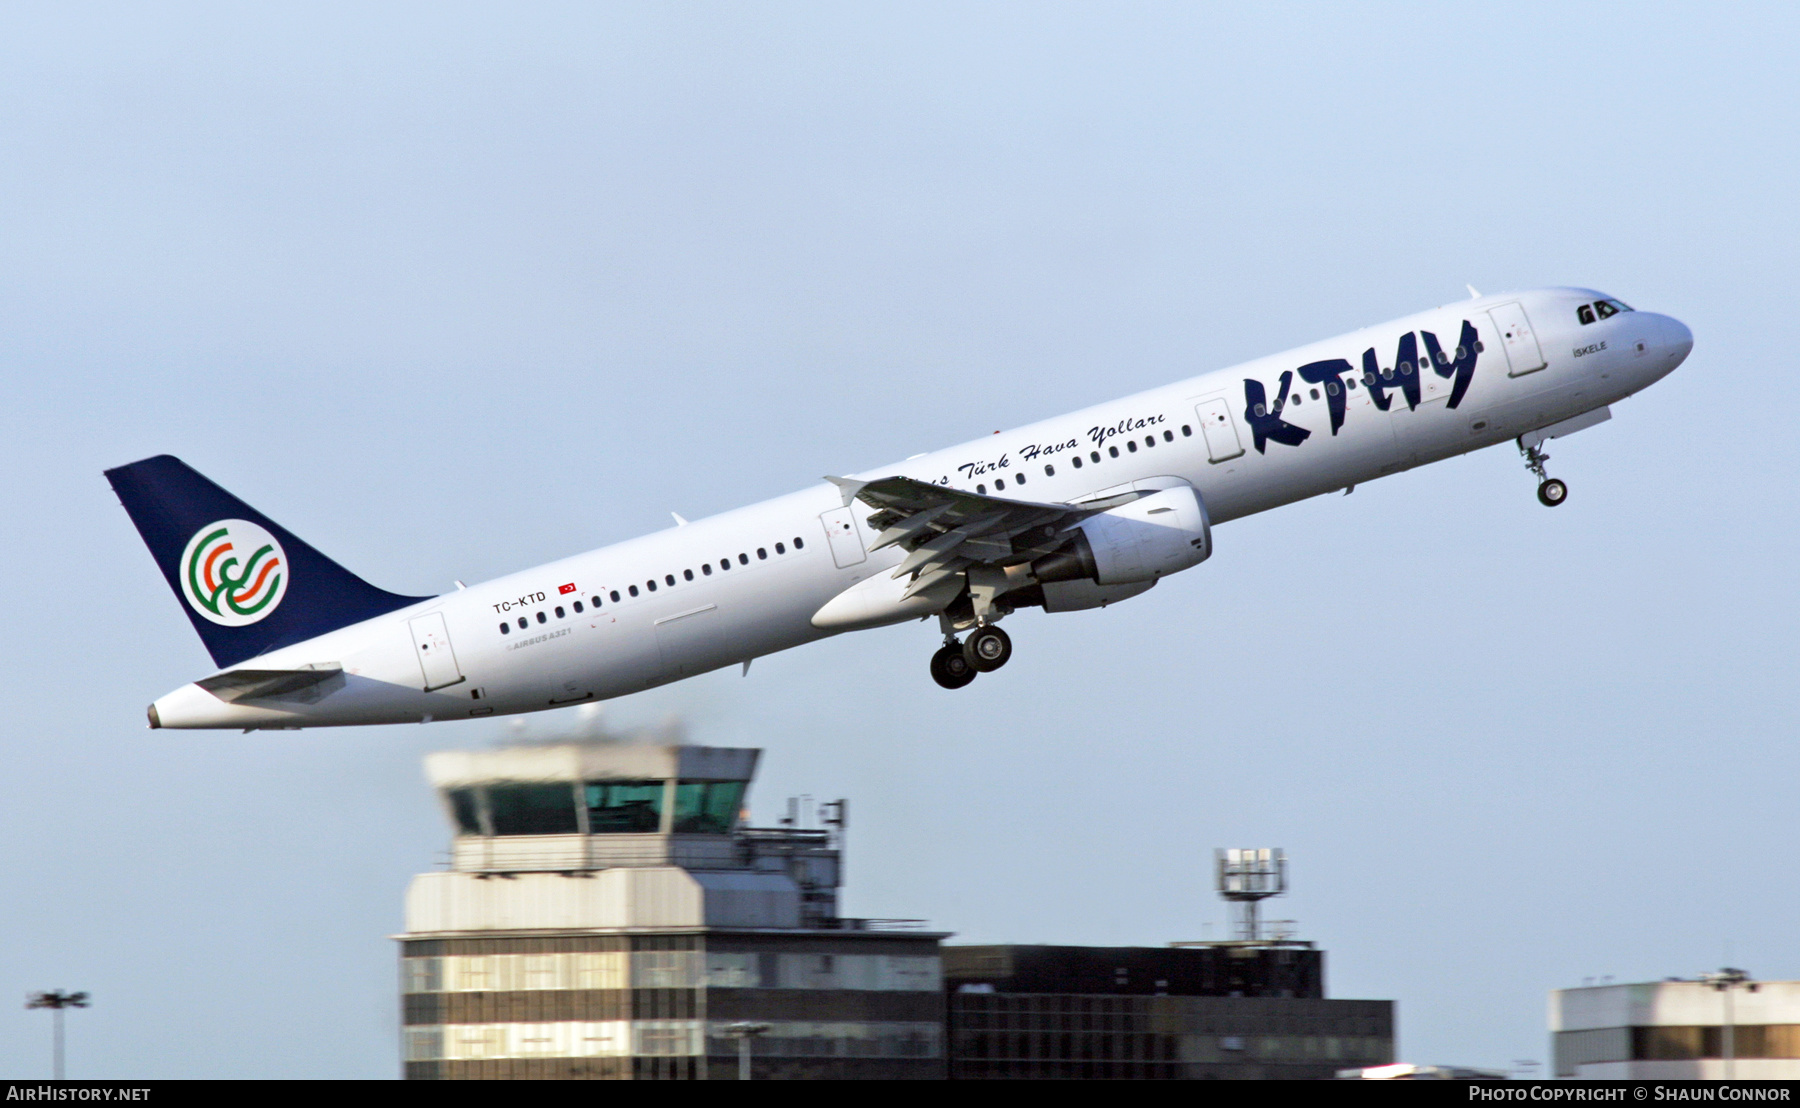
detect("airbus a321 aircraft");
top-left (109, 288), bottom-right (1692, 730)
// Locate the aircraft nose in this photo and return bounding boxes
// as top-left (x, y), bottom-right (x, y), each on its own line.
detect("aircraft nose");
top-left (1661, 315), bottom-right (1694, 364)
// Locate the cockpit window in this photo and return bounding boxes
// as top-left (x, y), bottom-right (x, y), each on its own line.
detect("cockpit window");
top-left (1579, 299), bottom-right (1634, 325)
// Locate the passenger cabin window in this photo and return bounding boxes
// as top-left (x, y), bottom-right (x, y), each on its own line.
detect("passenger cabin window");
top-left (584, 780), bottom-right (664, 833)
top-left (647, 580), bottom-right (657, 592)
top-left (775, 542), bottom-right (785, 554)
top-left (684, 569), bottom-right (694, 580)
top-left (536, 612), bottom-right (547, 624)
top-left (738, 553), bottom-right (748, 565)
top-left (499, 622), bottom-right (510, 635)
top-left (793, 537), bottom-right (804, 549)
top-left (610, 590), bottom-right (621, 602)
top-left (665, 574), bottom-right (676, 586)
top-left (572, 601), bottom-right (583, 614)
top-left (703, 564), bottom-right (713, 576)
top-left (554, 605), bottom-right (565, 618)
top-left (628, 585), bottom-right (639, 597)
top-left (672, 780), bottom-right (747, 835)
top-left (757, 548), bottom-right (767, 560)
top-left (1072, 456), bottom-right (1083, 468)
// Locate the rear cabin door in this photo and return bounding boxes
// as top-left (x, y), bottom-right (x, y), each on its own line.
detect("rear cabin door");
top-left (1488, 302), bottom-right (1547, 376)
top-left (819, 506), bottom-right (868, 568)
top-left (1194, 396), bottom-right (1246, 462)
top-left (408, 612), bottom-right (465, 691)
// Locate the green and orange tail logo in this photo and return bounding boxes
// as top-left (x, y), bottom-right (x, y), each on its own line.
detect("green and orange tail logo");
top-left (179, 519), bottom-right (289, 626)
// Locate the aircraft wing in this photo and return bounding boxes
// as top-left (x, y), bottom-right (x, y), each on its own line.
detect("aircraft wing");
top-left (825, 474), bottom-right (1134, 600)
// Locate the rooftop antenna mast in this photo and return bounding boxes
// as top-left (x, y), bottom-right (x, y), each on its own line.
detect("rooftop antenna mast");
top-left (1215, 848), bottom-right (1287, 942)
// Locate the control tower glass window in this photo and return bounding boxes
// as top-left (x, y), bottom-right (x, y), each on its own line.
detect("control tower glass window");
top-left (447, 788), bottom-right (484, 834)
top-left (584, 780), bottom-right (664, 833)
top-left (484, 784), bottom-right (580, 835)
top-left (672, 780), bottom-right (747, 835)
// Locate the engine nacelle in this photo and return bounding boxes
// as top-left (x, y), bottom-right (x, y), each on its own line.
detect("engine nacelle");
top-left (1033, 484), bottom-right (1211, 586)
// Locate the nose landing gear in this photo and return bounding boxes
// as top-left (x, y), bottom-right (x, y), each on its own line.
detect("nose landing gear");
top-left (1520, 440), bottom-right (1569, 507)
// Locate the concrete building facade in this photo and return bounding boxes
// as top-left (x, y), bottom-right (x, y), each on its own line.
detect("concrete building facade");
top-left (1552, 978), bottom-right (1800, 1079)
top-left (943, 944), bottom-right (1394, 1079)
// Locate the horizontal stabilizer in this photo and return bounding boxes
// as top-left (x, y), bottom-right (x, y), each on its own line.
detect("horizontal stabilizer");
top-left (195, 667), bottom-right (343, 703)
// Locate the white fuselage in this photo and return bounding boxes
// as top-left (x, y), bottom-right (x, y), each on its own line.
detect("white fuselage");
top-left (151, 288), bottom-right (1691, 728)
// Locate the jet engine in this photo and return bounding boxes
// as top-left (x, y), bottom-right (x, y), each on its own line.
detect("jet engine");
top-left (1032, 484), bottom-right (1211, 586)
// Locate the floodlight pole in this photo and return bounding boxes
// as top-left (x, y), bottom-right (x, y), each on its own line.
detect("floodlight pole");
top-left (26, 991), bottom-right (90, 1080)
top-left (1702, 968), bottom-right (1756, 1079)
top-left (721, 1021), bottom-right (771, 1080)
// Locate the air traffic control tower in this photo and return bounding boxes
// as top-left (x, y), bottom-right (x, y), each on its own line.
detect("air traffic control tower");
top-left (396, 736), bottom-right (946, 1079)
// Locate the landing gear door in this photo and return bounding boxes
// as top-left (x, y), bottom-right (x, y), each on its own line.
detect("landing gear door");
top-left (819, 505), bottom-right (868, 568)
top-left (1488, 302), bottom-right (1547, 377)
top-left (408, 612), bottom-right (465, 691)
top-left (1194, 396), bottom-right (1245, 462)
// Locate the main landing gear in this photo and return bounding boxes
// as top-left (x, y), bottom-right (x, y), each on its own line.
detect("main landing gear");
top-left (1519, 440), bottom-right (1569, 507)
top-left (930, 625), bottom-right (1013, 689)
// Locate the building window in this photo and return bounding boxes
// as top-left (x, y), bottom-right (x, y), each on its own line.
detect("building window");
top-left (584, 780), bottom-right (665, 833)
top-left (672, 780), bottom-right (747, 834)
top-left (486, 783), bottom-right (580, 835)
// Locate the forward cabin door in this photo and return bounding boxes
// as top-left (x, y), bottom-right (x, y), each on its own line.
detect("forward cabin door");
top-left (819, 506), bottom-right (868, 568)
top-left (408, 612), bottom-right (465, 691)
top-left (1489, 302), bottom-right (1547, 376)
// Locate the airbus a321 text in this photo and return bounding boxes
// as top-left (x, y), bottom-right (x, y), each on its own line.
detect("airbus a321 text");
top-left (108, 288), bottom-right (1692, 730)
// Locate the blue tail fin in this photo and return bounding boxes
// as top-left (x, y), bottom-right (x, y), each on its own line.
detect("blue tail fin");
top-left (105, 455), bottom-right (434, 669)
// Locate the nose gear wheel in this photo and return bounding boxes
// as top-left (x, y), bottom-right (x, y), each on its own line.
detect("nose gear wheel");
top-left (1519, 440), bottom-right (1568, 508)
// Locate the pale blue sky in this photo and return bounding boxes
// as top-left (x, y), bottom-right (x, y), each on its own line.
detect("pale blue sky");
top-left (2, 1), bottom-right (1795, 1077)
